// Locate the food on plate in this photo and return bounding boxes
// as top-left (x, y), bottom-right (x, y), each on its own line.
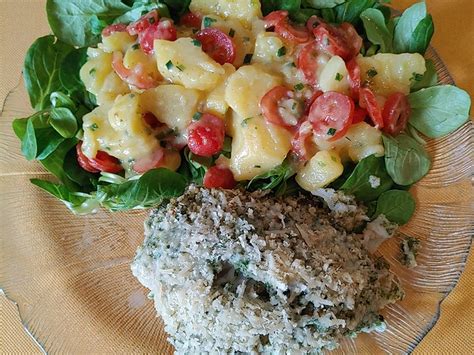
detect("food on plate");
top-left (400, 236), bottom-right (421, 269)
top-left (132, 186), bottom-right (402, 353)
top-left (14, 0), bottom-right (471, 219)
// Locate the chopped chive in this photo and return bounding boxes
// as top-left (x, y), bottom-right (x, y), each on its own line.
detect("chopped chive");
top-left (203, 17), bottom-right (217, 28)
top-left (277, 46), bottom-right (286, 57)
top-left (410, 72), bottom-right (423, 82)
top-left (192, 39), bottom-right (201, 47)
top-left (176, 64), bottom-right (185, 71)
top-left (254, 165), bottom-right (261, 168)
top-left (292, 102), bottom-right (297, 110)
top-left (327, 128), bottom-right (337, 136)
top-left (243, 53), bottom-right (253, 64)
top-left (89, 123), bottom-right (99, 131)
top-left (294, 83), bottom-right (304, 91)
top-left (131, 43), bottom-right (140, 50)
top-left (149, 17), bottom-right (156, 24)
top-left (288, 61), bottom-right (296, 68)
top-left (229, 28), bottom-right (235, 37)
top-left (367, 68), bottom-right (378, 78)
top-left (335, 73), bottom-right (343, 81)
top-left (193, 112), bottom-right (202, 121)
top-left (166, 60), bottom-right (174, 70)
top-left (89, 68), bottom-right (96, 76)
top-left (241, 117), bottom-right (252, 127)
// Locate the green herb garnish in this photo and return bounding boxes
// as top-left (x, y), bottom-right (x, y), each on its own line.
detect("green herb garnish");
top-left (243, 53), bottom-right (253, 64)
top-left (165, 60), bottom-right (174, 70)
top-left (229, 28), bottom-right (235, 37)
top-left (192, 39), bottom-right (201, 47)
top-left (89, 123), bottom-right (99, 131)
top-left (203, 17), bottom-right (217, 28)
top-left (335, 73), bottom-right (343, 81)
top-left (327, 128), bottom-right (337, 136)
top-left (241, 117), bottom-right (252, 127)
top-left (193, 112), bottom-right (202, 121)
top-left (277, 46), bottom-right (286, 57)
top-left (294, 83), bottom-right (304, 91)
top-left (367, 68), bottom-right (378, 78)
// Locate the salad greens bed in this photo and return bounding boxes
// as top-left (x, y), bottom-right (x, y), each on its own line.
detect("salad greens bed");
top-left (13, 0), bottom-right (471, 224)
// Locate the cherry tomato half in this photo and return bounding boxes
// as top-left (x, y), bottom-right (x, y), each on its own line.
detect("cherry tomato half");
top-left (304, 90), bottom-right (323, 115)
top-left (298, 41), bottom-right (323, 85)
top-left (203, 165), bottom-right (237, 189)
top-left (180, 12), bottom-right (202, 28)
top-left (306, 15), bottom-right (325, 32)
top-left (346, 58), bottom-right (361, 99)
top-left (187, 113), bottom-right (226, 157)
top-left (76, 142), bottom-right (123, 174)
top-left (352, 106), bottom-right (368, 124)
top-left (263, 10), bottom-right (288, 29)
top-left (359, 87), bottom-right (384, 129)
top-left (139, 19), bottom-right (177, 54)
top-left (102, 23), bottom-right (127, 37)
top-left (260, 86), bottom-right (300, 128)
top-left (308, 92), bottom-right (354, 141)
top-left (112, 52), bottom-right (158, 89)
top-left (382, 92), bottom-right (411, 136)
top-left (127, 10), bottom-right (159, 35)
top-left (312, 22), bottom-right (362, 61)
top-left (291, 121), bottom-right (316, 161)
top-left (132, 148), bottom-right (165, 174)
top-left (195, 28), bottom-right (236, 65)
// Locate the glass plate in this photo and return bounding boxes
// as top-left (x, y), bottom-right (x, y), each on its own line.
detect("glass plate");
top-left (0, 47), bottom-right (472, 354)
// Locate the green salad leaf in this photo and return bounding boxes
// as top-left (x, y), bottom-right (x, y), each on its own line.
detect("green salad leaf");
top-left (393, 1), bottom-right (434, 55)
top-left (46, 0), bottom-right (131, 47)
top-left (360, 8), bottom-right (392, 53)
top-left (23, 35), bottom-right (74, 110)
top-left (382, 134), bottom-right (431, 186)
top-left (247, 158), bottom-right (297, 196)
top-left (408, 85), bottom-right (471, 138)
top-left (303, 0), bottom-right (345, 9)
top-left (50, 107), bottom-right (78, 138)
top-left (374, 190), bottom-right (416, 225)
top-left (340, 155), bottom-right (393, 202)
top-left (334, 0), bottom-right (376, 24)
top-left (410, 59), bottom-right (437, 92)
top-left (114, 0), bottom-right (171, 23)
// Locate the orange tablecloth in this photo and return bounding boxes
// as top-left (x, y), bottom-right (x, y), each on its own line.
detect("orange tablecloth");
top-left (1, 0), bottom-right (472, 353)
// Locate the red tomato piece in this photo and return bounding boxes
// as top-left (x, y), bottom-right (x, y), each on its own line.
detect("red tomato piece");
top-left (132, 148), bottom-right (165, 174)
top-left (112, 51), bottom-right (158, 89)
top-left (139, 19), bottom-right (177, 54)
top-left (263, 10), bottom-right (288, 28)
top-left (352, 106), bottom-right (368, 124)
top-left (291, 121), bottom-right (316, 161)
top-left (127, 10), bottom-right (159, 35)
top-left (195, 28), bottom-right (236, 65)
top-left (359, 87), bottom-right (384, 129)
top-left (308, 92), bottom-right (354, 141)
top-left (180, 12), bottom-right (202, 28)
top-left (260, 86), bottom-right (300, 128)
top-left (312, 22), bottom-right (362, 61)
top-left (306, 15), bottom-right (325, 32)
top-left (102, 23), bottom-right (127, 37)
top-left (382, 92), bottom-right (411, 136)
top-left (297, 41), bottom-right (323, 85)
top-left (76, 142), bottom-right (123, 174)
top-left (346, 58), bottom-right (361, 99)
top-left (187, 113), bottom-right (226, 157)
top-left (304, 90), bottom-right (323, 115)
top-left (203, 165), bottom-right (237, 189)
top-left (275, 21), bottom-right (310, 44)
top-left (76, 142), bottom-right (99, 173)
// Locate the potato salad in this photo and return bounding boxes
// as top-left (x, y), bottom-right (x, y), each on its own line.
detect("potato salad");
top-left (15, 0), bottom-right (470, 216)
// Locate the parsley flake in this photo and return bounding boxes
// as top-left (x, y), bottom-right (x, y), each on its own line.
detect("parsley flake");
top-left (149, 17), bottom-right (156, 24)
top-left (277, 46), bottom-right (286, 57)
top-left (193, 112), bottom-right (202, 121)
top-left (335, 73), bottom-right (343, 81)
top-left (131, 43), bottom-right (140, 50)
top-left (203, 17), bottom-right (217, 28)
top-left (192, 39), bottom-right (201, 47)
top-left (165, 60), bottom-right (174, 70)
top-left (327, 128), bottom-right (337, 136)
top-left (243, 53), bottom-right (253, 64)
top-left (89, 68), bottom-right (96, 76)
top-left (294, 83), bottom-right (304, 91)
top-left (229, 28), bottom-right (235, 37)
top-left (241, 117), bottom-right (252, 127)
top-left (367, 68), bottom-right (378, 78)
top-left (89, 123), bottom-right (99, 131)
top-left (176, 64), bottom-right (185, 71)
top-left (410, 72), bottom-right (423, 82)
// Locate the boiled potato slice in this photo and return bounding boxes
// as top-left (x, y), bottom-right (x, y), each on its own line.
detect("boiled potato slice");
top-left (343, 122), bottom-right (384, 161)
top-left (253, 32), bottom-right (286, 64)
top-left (190, 0), bottom-right (262, 24)
top-left (225, 65), bottom-right (282, 118)
top-left (82, 94), bottom-right (159, 162)
top-left (204, 63), bottom-right (236, 117)
top-left (357, 53), bottom-right (426, 96)
top-left (141, 85), bottom-right (202, 132)
top-left (123, 46), bottom-right (161, 82)
top-left (80, 48), bottom-right (129, 105)
top-left (318, 55), bottom-right (350, 95)
top-left (230, 113), bottom-right (292, 181)
top-left (154, 38), bottom-right (225, 91)
top-left (100, 31), bottom-right (136, 53)
top-left (201, 15), bottom-right (254, 67)
top-left (296, 150), bottom-right (344, 191)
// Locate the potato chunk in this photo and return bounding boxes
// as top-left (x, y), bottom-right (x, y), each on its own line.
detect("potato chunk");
top-left (318, 55), bottom-right (350, 95)
top-left (296, 150), bottom-right (344, 191)
top-left (190, 0), bottom-right (262, 24)
top-left (141, 85), bottom-right (202, 132)
top-left (100, 31), bottom-right (136, 53)
top-left (154, 38), bottom-right (225, 91)
top-left (80, 48), bottom-right (129, 105)
top-left (203, 63), bottom-right (236, 117)
top-left (357, 53), bottom-right (426, 96)
top-left (225, 65), bottom-right (282, 118)
top-left (230, 113), bottom-right (292, 181)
